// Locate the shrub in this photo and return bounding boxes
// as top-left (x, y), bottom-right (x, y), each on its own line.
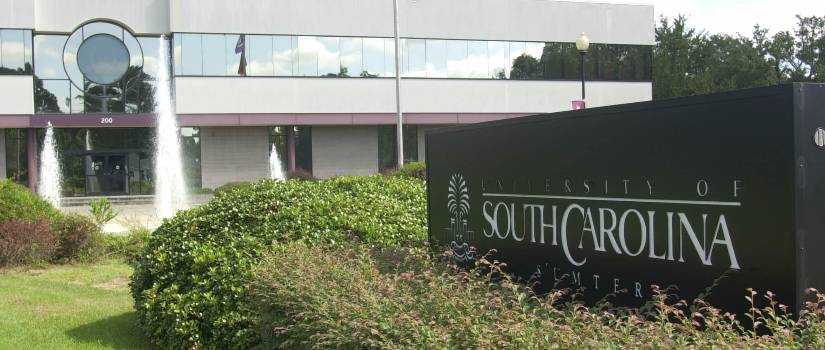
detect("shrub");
top-left (131, 175), bottom-right (427, 349)
top-left (390, 161), bottom-right (426, 180)
top-left (89, 198), bottom-right (118, 230)
top-left (101, 228), bottom-right (150, 265)
top-left (250, 243), bottom-right (825, 349)
top-left (0, 219), bottom-right (58, 266)
top-left (0, 179), bottom-right (62, 223)
top-left (214, 181), bottom-right (252, 195)
top-left (52, 214), bottom-right (100, 262)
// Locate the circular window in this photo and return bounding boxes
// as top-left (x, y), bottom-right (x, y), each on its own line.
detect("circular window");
top-left (77, 34), bottom-right (130, 85)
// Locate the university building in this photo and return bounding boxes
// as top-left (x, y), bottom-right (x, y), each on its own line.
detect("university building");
top-left (0, 0), bottom-right (653, 196)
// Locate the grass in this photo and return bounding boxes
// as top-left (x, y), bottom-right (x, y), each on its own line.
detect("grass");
top-left (0, 259), bottom-right (154, 349)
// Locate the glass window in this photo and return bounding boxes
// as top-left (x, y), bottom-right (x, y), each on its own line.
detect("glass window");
top-left (317, 37), bottom-right (340, 76)
top-left (181, 127), bottom-right (202, 189)
top-left (425, 39), bottom-right (447, 78)
top-left (339, 37), bottom-right (362, 77)
top-left (138, 37), bottom-right (161, 79)
top-left (378, 125), bottom-right (418, 172)
top-left (384, 38), bottom-right (396, 77)
top-left (525, 42), bottom-right (544, 60)
top-left (1, 29), bottom-right (25, 72)
top-left (467, 40), bottom-right (488, 78)
top-left (70, 84), bottom-right (84, 113)
top-left (40, 80), bottom-right (71, 113)
top-left (180, 33), bottom-right (202, 75)
top-left (508, 41), bottom-right (526, 71)
top-left (201, 34), bottom-right (226, 76)
top-left (294, 126), bottom-right (312, 173)
top-left (446, 40), bottom-right (468, 78)
top-left (297, 36), bottom-right (318, 76)
top-left (247, 35), bottom-right (273, 76)
top-left (173, 34), bottom-right (182, 75)
top-left (362, 37), bottom-right (384, 77)
top-left (487, 41), bottom-right (508, 79)
top-left (34, 35), bottom-right (68, 79)
top-left (403, 39), bottom-right (425, 77)
top-left (4, 129), bottom-right (29, 186)
top-left (273, 35), bottom-right (295, 76)
top-left (225, 34), bottom-right (244, 76)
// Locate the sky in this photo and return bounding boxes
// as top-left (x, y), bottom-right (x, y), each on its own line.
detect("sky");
top-left (593, 0), bottom-right (825, 36)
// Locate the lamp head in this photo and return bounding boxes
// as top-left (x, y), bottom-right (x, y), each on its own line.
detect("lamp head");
top-left (576, 32), bottom-right (590, 52)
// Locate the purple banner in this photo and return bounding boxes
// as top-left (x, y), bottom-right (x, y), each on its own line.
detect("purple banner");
top-left (30, 114), bottom-right (156, 128)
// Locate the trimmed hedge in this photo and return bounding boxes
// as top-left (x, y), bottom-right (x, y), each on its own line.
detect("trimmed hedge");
top-left (390, 161), bottom-right (426, 180)
top-left (130, 175), bottom-right (427, 349)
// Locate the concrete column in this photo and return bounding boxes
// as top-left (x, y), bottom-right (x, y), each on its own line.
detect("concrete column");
top-left (26, 128), bottom-right (37, 191)
top-left (287, 127), bottom-right (296, 173)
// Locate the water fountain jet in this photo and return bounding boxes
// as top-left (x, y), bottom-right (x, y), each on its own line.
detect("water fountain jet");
top-left (39, 122), bottom-right (62, 208)
top-left (269, 143), bottom-right (286, 181)
top-left (154, 35), bottom-right (188, 218)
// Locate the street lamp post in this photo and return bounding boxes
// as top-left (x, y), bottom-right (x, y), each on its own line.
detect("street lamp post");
top-left (575, 32), bottom-right (590, 101)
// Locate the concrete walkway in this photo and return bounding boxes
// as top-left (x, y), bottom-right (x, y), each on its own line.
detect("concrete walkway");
top-left (61, 194), bottom-right (214, 233)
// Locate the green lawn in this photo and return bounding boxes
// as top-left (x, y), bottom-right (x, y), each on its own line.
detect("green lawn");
top-left (0, 260), bottom-right (155, 349)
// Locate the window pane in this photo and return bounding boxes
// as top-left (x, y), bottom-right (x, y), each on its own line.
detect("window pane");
top-left (34, 35), bottom-right (68, 79)
top-left (173, 34), bottom-right (182, 75)
top-left (202, 34), bottom-right (226, 75)
top-left (138, 37), bottom-right (160, 79)
top-left (488, 41), bottom-right (508, 79)
top-left (225, 34), bottom-right (243, 76)
top-left (83, 22), bottom-right (123, 40)
top-left (525, 42), bottom-right (543, 60)
top-left (64, 33), bottom-right (83, 84)
top-left (247, 35), bottom-right (273, 76)
top-left (297, 36), bottom-right (318, 76)
top-left (181, 33), bottom-right (202, 75)
top-left (362, 37), bottom-right (384, 77)
top-left (317, 37), bottom-right (340, 76)
top-left (446, 40), bottom-right (468, 78)
top-left (508, 41), bottom-right (526, 76)
top-left (273, 35), bottom-right (295, 76)
top-left (403, 39), bottom-right (425, 77)
top-left (467, 40), bottom-right (488, 78)
top-left (1, 30), bottom-right (25, 71)
top-left (41, 80), bottom-right (70, 113)
top-left (339, 37), bottom-right (362, 77)
top-left (70, 84), bottom-right (84, 113)
top-left (384, 38), bottom-right (396, 77)
top-left (425, 39), bottom-right (447, 78)
top-left (23, 30), bottom-right (32, 70)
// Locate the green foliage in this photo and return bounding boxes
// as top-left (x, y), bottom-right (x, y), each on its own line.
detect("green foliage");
top-left (190, 187), bottom-right (215, 195)
top-left (251, 243), bottom-right (825, 349)
top-left (0, 179), bottom-right (62, 223)
top-left (654, 15), bottom-right (825, 99)
top-left (100, 228), bottom-right (151, 265)
top-left (131, 175), bottom-right (427, 349)
top-left (390, 161), bottom-right (426, 180)
top-left (214, 181), bottom-right (253, 195)
top-left (288, 169), bottom-right (316, 181)
top-left (89, 198), bottom-right (118, 230)
top-left (52, 214), bottom-right (100, 263)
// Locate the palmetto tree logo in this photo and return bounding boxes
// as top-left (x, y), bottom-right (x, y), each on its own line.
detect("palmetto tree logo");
top-left (447, 173), bottom-right (474, 262)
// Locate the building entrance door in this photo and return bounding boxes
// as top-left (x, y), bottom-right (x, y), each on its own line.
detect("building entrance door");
top-left (86, 154), bottom-right (128, 195)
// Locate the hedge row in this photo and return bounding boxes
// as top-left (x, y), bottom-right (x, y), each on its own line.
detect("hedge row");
top-left (130, 175), bottom-right (427, 349)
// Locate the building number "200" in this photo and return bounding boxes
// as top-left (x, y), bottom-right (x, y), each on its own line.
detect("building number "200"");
top-left (100, 117), bottom-right (113, 124)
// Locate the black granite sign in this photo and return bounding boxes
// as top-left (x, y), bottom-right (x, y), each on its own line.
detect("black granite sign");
top-left (426, 84), bottom-right (825, 314)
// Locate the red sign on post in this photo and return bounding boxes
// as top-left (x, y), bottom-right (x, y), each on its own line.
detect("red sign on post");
top-left (572, 100), bottom-right (586, 110)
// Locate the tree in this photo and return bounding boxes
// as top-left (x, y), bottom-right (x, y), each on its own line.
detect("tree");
top-left (510, 54), bottom-right (542, 79)
top-left (755, 16), bottom-right (825, 82)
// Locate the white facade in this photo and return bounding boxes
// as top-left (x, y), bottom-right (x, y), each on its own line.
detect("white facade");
top-left (1, 0), bottom-right (655, 187)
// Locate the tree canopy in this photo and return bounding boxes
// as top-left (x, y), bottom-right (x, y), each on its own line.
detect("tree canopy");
top-left (654, 15), bottom-right (825, 99)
